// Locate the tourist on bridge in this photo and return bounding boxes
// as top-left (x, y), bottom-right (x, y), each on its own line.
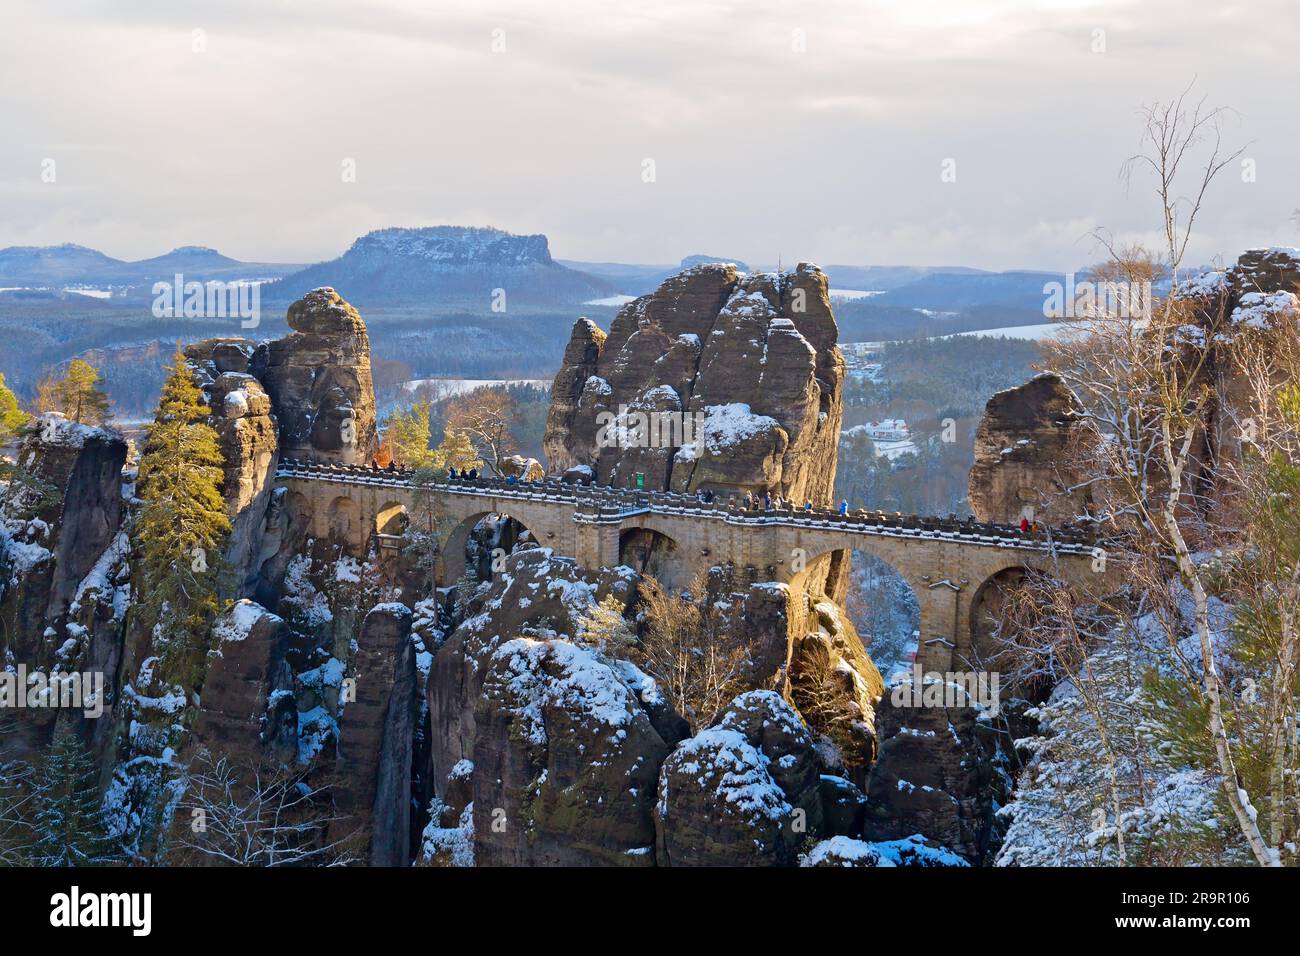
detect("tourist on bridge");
top-left (839, 499), bottom-right (848, 516)
top-left (468, 467), bottom-right (479, 481)
top-left (804, 500), bottom-right (812, 511)
top-left (763, 493), bottom-right (772, 511)
top-left (1019, 515), bottom-right (1030, 535)
top-left (448, 467), bottom-right (458, 480)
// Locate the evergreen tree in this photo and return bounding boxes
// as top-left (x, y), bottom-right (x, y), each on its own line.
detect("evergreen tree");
top-left (577, 593), bottom-right (636, 653)
top-left (26, 731), bottom-right (116, 866)
top-left (383, 399), bottom-right (441, 469)
top-left (0, 372), bottom-right (26, 441)
top-left (45, 359), bottom-right (111, 425)
top-left (135, 347), bottom-right (230, 687)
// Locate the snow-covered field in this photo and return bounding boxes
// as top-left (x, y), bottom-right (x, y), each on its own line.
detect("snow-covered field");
top-left (939, 317), bottom-right (1150, 341)
top-left (401, 378), bottom-right (552, 395)
top-left (828, 289), bottom-right (886, 301)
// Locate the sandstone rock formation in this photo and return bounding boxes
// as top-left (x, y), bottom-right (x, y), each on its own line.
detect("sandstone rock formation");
top-left (967, 373), bottom-right (1089, 525)
top-left (543, 263), bottom-right (844, 506)
top-left (184, 339), bottom-right (279, 595)
top-left (251, 288), bottom-right (377, 466)
top-left (0, 415), bottom-right (128, 760)
top-left (189, 600), bottom-right (288, 758)
top-left (861, 674), bottom-right (1008, 864)
top-left (333, 602), bottom-right (417, 866)
top-left (655, 691), bottom-right (822, 866)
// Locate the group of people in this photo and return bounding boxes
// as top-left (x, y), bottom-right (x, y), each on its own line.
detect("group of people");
top-left (447, 466), bottom-right (480, 481)
top-left (734, 490), bottom-right (823, 513)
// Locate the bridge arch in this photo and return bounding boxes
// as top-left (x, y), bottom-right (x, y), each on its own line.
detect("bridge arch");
top-left (617, 526), bottom-right (691, 589)
top-left (375, 501), bottom-right (410, 536)
top-left (964, 562), bottom-right (1039, 686)
top-left (441, 509), bottom-right (541, 586)
top-left (326, 495), bottom-right (361, 544)
top-left (783, 538), bottom-right (922, 677)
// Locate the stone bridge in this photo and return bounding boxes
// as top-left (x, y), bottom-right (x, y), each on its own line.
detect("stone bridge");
top-left (276, 459), bottom-right (1112, 670)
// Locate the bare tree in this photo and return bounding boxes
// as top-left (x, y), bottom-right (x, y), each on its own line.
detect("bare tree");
top-left (445, 389), bottom-right (517, 475)
top-left (172, 751), bottom-right (359, 867)
top-left (1030, 88), bottom-right (1289, 865)
top-left (635, 571), bottom-right (751, 732)
top-left (0, 722), bottom-right (35, 866)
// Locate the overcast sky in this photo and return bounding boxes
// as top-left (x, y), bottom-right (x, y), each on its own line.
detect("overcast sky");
top-left (1, 0), bottom-right (1296, 271)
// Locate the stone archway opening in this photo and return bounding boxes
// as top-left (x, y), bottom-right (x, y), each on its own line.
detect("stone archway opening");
top-left (327, 495), bottom-right (360, 542)
top-left (375, 502), bottom-right (410, 536)
top-left (966, 566), bottom-right (1027, 682)
top-left (842, 549), bottom-right (921, 682)
top-left (443, 510), bottom-right (541, 587)
top-left (618, 527), bottom-right (688, 589)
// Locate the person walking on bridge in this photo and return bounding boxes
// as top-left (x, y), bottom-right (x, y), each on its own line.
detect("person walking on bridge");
top-left (804, 500), bottom-right (812, 511)
top-left (839, 499), bottom-right (848, 516)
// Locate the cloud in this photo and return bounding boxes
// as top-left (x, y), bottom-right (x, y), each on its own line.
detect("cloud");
top-left (0, 0), bottom-right (1294, 269)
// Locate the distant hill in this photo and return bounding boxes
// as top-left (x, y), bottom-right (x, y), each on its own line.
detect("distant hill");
top-left (264, 226), bottom-right (618, 308)
top-left (0, 243), bottom-right (302, 296)
top-left (870, 269), bottom-right (1058, 311)
top-left (0, 243), bottom-right (125, 285)
top-left (560, 253), bottom-right (751, 296)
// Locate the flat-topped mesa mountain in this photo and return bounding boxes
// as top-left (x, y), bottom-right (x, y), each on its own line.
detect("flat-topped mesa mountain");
top-left (265, 226), bottom-right (618, 307)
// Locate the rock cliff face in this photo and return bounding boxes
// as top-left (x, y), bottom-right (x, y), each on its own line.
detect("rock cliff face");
top-left (861, 678), bottom-right (1010, 864)
top-left (0, 416), bottom-right (128, 761)
top-left (1177, 247), bottom-right (1300, 499)
top-left (333, 603), bottom-right (417, 867)
top-left (543, 263), bottom-right (844, 506)
top-left (184, 339), bottom-right (279, 594)
top-left (656, 691), bottom-right (824, 866)
top-left (967, 373), bottom-right (1089, 525)
top-left (251, 288), bottom-right (377, 466)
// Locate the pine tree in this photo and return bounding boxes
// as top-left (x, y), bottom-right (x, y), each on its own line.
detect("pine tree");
top-left (134, 347), bottom-right (230, 687)
top-left (46, 359), bottom-right (111, 425)
top-left (27, 731), bottom-right (116, 866)
top-left (578, 593), bottom-right (636, 653)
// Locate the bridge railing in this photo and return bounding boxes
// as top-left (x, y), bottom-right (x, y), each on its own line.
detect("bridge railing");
top-left (276, 458), bottom-right (1098, 553)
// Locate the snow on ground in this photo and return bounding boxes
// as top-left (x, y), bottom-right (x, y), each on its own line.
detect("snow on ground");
top-left (583, 294), bottom-right (637, 307)
top-left (400, 378), bottom-right (551, 396)
top-left (828, 289), bottom-right (885, 301)
top-left (800, 834), bottom-right (969, 867)
top-left (212, 599), bottom-right (281, 644)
